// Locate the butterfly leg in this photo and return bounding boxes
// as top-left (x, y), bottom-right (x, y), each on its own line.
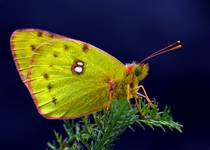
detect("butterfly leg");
top-left (127, 84), bottom-right (131, 102)
top-left (106, 91), bottom-right (112, 111)
top-left (106, 80), bottom-right (115, 111)
top-left (138, 85), bottom-right (153, 106)
top-left (134, 97), bottom-right (144, 116)
top-left (126, 84), bottom-right (134, 109)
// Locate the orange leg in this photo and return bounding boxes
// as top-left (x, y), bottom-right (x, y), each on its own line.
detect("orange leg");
top-left (134, 97), bottom-right (145, 117)
top-left (136, 92), bottom-right (147, 99)
top-left (134, 97), bottom-right (141, 112)
top-left (127, 84), bottom-right (131, 102)
top-left (106, 91), bottom-right (112, 111)
top-left (126, 84), bottom-right (134, 109)
top-left (138, 85), bottom-right (153, 105)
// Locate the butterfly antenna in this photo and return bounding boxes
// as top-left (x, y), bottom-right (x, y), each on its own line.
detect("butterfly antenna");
top-left (140, 41), bottom-right (182, 63)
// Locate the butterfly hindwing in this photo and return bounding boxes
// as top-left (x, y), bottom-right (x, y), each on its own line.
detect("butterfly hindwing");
top-left (10, 29), bottom-right (63, 81)
top-left (21, 31), bottom-right (125, 119)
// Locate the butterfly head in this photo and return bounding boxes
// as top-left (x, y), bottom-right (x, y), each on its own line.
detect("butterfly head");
top-left (125, 63), bottom-right (149, 81)
top-left (135, 63), bottom-right (149, 81)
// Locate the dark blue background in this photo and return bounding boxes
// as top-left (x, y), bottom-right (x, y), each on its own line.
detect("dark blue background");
top-left (0, 0), bottom-right (210, 149)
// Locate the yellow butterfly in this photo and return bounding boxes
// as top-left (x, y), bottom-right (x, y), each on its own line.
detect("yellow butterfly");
top-left (10, 29), bottom-right (181, 119)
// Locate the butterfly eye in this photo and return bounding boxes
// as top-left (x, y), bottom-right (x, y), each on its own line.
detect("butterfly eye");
top-left (134, 66), bottom-right (142, 77)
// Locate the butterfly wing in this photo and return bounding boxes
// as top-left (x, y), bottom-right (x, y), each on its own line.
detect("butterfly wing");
top-left (11, 29), bottom-right (125, 119)
top-left (10, 29), bottom-right (63, 81)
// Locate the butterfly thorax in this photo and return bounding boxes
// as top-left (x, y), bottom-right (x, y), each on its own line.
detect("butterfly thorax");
top-left (111, 63), bottom-right (149, 100)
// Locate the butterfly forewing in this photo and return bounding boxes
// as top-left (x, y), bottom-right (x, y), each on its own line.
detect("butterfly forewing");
top-left (16, 30), bottom-right (126, 119)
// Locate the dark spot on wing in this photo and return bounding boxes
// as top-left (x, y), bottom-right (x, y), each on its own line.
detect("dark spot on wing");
top-left (43, 73), bottom-right (49, 79)
top-left (53, 52), bottom-right (58, 57)
top-left (71, 59), bottom-right (85, 75)
top-left (64, 44), bottom-right (69, 51)
top-left (37, 31), bottom-right (43, 37)
top-left (30, 44), bottom-right (36, 51)
top-left (47, 83), bottom-right (53, 91)
top-left (49, 33), bottom-right (54, 38)
top-left (52, 97), bottom-right (57, 105)
top-left (82, 44), bottom-right (89, 52)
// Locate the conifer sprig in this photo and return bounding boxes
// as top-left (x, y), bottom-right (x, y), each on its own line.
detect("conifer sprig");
top-left (47, 99), bottom-right (183, 150)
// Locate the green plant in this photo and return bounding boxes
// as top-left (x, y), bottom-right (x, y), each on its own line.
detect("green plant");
top-left (47, 98), bottom-right (182, 150)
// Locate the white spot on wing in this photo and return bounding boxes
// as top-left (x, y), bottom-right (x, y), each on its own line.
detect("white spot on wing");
top-left (77, 61), bottom-right (84, 66)
top-left (74, 66), bottom-right (83, 73)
